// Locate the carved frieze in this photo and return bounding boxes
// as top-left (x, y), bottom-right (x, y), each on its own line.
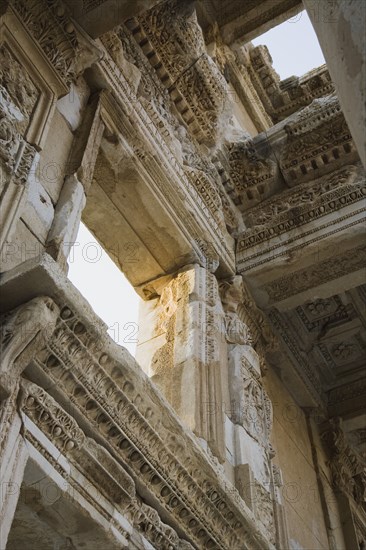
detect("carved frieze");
top-left (280, 95), bottom-right (358, 185)
top-left (185, 167), bottom-right (225, 230)
top-left (240, 164), bottom-right (365, 248)
top-left (0, 45), bottom-right (38, 183)
top-left (8, 0), bottom-right (93, 86)
top-left (24, 288), bottom-right (273, 549)
top-left (264, 244), bottom-right (366, 303)
top-left (19, 379), bottom-right (193, 548)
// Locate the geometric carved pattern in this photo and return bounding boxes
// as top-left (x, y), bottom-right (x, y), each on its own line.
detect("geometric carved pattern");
top-left (295, 296), bottom-right (351, 332)
top-left (268, 285), bottom-right (366, 416)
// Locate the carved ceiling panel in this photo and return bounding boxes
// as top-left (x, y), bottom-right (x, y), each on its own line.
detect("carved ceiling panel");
top-left (267, 285), bottom-right (366, 420)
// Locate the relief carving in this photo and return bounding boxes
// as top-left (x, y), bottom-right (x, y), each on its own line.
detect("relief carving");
top-left (0, 45), bottom-right (39, 136)
top-left (239, 358), bottom-right (272, 446)
top-left (239, 163), bottom-right (365, 249)
top-left (264, 244), bottom-right (366, 302)
top-left (29, 296), bottom-right (271, 549)
top-left (127, 0), bottom-right (230, 145)
top-left (20, 378), bottom-right (85, 451)
top-left (0, 102), bottom-right (19, 173)
top-left (280, 95), bottom-right (357, 184)
top-left (0, 297), bottom-right (59, 399)
top-left (321, 418), bottom-right (366, 508)
top-left (226, 139), bottom-right (278, 209)
top-left (247, 44), bottom-right (334, 123)
top-left (220, 276), bottom-right (274, 447)
top-left (9, 0), bottom-right (100, 86)
top-left (245, 165), bottom-right (360, 227)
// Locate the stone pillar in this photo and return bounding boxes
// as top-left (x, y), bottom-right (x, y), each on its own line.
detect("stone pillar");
top-left (136, 264), bottom-right (228, 462)
top-left (46, 93), bottom-right (105, 270)
top-left (321, 417), bottom-right (366, 548)
top-left (303, 0), bottom-right (366, 168)
top-left (0, 297), bottom-right (59, 548)
top-left (219, 276), bottom-right (277, 544)
top-left (0, 408), bottom-right (29, 550)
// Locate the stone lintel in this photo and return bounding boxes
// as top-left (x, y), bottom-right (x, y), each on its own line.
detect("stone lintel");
top-left (63, 0), bottom-right (163, 38)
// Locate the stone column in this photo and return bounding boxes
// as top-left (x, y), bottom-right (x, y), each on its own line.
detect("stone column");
top-left (321, 417), bottom-right (366, 549)
top-left (303, 0), bottom-right (366, 168)
top-left (136, 264), bottom-right (228, 462)
top-left (219, 276), bottom-right (278, 544)
top-left (0, 297), bottom-right (59, 548)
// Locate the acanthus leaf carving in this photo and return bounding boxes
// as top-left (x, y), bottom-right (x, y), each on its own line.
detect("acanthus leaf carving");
top-left (9, 0), bottom-right (101, 87)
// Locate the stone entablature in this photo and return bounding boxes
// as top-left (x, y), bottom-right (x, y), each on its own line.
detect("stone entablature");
top-left (238, 163), bottom-right (365, 257)
top-left (126, 1), bottom-right (229, 147)
top-left (247, 44), bottom-right (334, 123)
top-left (0, 254), bottom-right (274, 550)
top-left (1, 0), bottom-right (365, 548)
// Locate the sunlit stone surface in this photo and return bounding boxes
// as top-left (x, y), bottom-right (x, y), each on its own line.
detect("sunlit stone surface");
top-left (0, 1), bottom-right (365, 548)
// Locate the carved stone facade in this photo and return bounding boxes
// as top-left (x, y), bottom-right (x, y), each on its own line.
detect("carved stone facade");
top-left (0, 1), bottom-right (365, 549)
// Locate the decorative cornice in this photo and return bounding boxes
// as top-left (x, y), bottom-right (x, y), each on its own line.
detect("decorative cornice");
top-left (20, 378), bottom-right (195, 548)
top-left (239, 165), bottom-right (365, 249)
top-left (237, 211), bottom-right (365, 273)
top-left (97, 45), bottom-right (235, 272)
top-left (328, 378), bottom-right (366, 406)
top-left (3, 268), bottom-right (274, 550)
top-left (126, 0), bottom-right (229, 146)
top-left (20, 378), bottom-right (85, 451)
top-left (247, 45), bottom-right (334, 123)
top-left (267, 308), bottom-right (323, 404)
